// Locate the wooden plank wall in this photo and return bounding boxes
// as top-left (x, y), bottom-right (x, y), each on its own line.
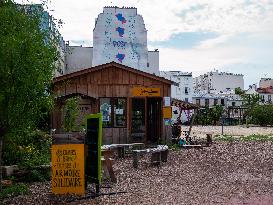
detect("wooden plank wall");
top-left (54, 66), bottom-right (171, 98)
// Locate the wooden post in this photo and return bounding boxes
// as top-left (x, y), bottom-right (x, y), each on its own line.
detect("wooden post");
top-left (133, 151), bottom-right (138, 169)
top-left (103, 150), bottom-right (117, 183)
top-left (161, 150), bottom-right (168, 162)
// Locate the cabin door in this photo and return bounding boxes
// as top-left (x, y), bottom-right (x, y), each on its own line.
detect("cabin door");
top-left (147, 97), bottom-right (162, 143)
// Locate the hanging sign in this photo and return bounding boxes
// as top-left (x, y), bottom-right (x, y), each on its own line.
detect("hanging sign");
top-left (132, 87), bottom-right (160, 97)
top-left (51, 144), bottom-right (85, 195)
top-left (164, 97), bottom-right (171, 106)
top-left (163, 106), bottom-right (172, 119)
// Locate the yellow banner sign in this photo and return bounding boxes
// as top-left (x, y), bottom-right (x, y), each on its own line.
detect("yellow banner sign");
top-left (51, 144), bottom-right (85, 195)
top-left (163, 106), bottom-right (172, 119)
top-left (132, 87), bottom-right (160, 97)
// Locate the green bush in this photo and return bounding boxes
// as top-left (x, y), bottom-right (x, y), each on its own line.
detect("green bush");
top-left (0, 183), bottom-right (29, 199)
top-left (250, 105), bottom-right (273, 126)
top-left (195, 105), bottom-right (223, 125)
top-left (3, 129), bottom-right (51, 167)
top-left (23, 169), bottom-right (50, 182)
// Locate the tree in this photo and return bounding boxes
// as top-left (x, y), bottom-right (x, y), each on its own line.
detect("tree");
top-left (242, 93), bottom-right (261, 120)
top-left (250, 105), bottom-right (273, 126)
top-left (0, 0), bottom-right (57, 190)
top-left (235, 87), bottom-right (245, 95)
top-left (62, 97), bottom-right (80, 132)
top-left (210, 105), bottom-right (224, 125)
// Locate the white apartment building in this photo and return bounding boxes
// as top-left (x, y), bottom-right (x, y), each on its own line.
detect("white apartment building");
top-left (192, 93), bottom-right (243, 108)
top-left (64, 6), bottom-right (159, 75)
top-left (160, 71), bottom-right (193, 124)
top-left (160, 71), bottom-right (193, 102)
top-left (193, 70), bottom-right (244, 93)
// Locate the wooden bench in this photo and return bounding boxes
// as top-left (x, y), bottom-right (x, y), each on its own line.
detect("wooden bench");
top-left (132, 145), bottom-right (169, 169)
top-left (102, 143), bottom-right (144, 158)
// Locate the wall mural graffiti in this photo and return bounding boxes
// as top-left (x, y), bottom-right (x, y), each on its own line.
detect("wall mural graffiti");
top-left (116, 27), bottom-right (125, 37)
top-left (113, 41), bottom-right (127, 47)
top-left (115, 13), bottom-right (126, 24)
top-left (116, 53), bottom-right (125, 63)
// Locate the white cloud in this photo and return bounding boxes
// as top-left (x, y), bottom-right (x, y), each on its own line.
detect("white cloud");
top-left (16, 0), bottom-right (273, 44)
top-left (15, 0), bottom-right (273, 86)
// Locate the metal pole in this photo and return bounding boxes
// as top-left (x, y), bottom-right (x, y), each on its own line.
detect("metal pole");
top-left (221, 118), bottom-right (224, 135)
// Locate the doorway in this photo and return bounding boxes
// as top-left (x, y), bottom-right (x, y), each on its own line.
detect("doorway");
top-left (131, 98), bottom-right (145, 142)
top-left (147, 97), bottom-right (162, 143)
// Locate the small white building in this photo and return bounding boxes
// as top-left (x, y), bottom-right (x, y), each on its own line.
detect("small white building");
top-left (193, 70), bottom-right (244, 93)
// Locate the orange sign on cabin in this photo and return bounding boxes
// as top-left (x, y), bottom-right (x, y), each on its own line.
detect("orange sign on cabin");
top-left (132, 87), bottom-right (160, 97)
top-left (163, 106), bottom-right (172, 119)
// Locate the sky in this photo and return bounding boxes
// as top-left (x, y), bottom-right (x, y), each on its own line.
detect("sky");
top-left (17, 0), bottom-right (273, 88)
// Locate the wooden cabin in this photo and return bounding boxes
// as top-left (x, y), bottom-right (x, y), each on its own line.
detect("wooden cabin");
top-left (52, 62), bottom-right (173, 145)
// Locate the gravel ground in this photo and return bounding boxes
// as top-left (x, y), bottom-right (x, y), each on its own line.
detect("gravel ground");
top-left (3, 141), bottom-right (273, 205)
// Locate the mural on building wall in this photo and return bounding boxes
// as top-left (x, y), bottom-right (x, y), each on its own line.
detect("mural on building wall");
top-left (116, 27), bottom-right (125, 37)
top-left (115, 13), bottom-right (126, 24)
top-left (92, 8), bottom-right (148, 71)
top-left (116, 53), bottom-right (125, 63)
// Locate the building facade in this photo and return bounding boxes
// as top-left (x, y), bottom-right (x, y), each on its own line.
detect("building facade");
top-left (259, 78), bottom-right (273, 88)
top-left (192, 93), bottom-right (243, 108)
top-left (92, 6), bottom-right (159, 75)
top-left (65, 45), bottom-right (93, 74)
top-left (257, 87), bottom-right (273, 104)
top-left (64, 6), bottom-right (159, 75)
top-left (160, 71), bottom-right (193, 124)
top-left (193, 70), bottom-right (244, 93)
top-left (160, 71), bottom-right (193, 102)
top-left (19, 4), bottom-right (66, 76)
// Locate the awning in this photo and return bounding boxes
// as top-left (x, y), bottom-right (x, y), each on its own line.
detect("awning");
top-left (171, 98), bottom-right (200, 110)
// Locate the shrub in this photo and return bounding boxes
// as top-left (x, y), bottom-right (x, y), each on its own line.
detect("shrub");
top-left (250, 105), bottom-right (273, 126)
top-left (3, 129), bottom-right (51, 167)
top-left (0, 183), bottom-right (28, 199)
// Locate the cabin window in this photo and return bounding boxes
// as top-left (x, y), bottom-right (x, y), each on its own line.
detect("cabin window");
top-left (100, 98), bottom-right (112, 127)
top-left (114, 98), bottom-right (127, 127)
top-left (100, 98), bottom-right (127, 128)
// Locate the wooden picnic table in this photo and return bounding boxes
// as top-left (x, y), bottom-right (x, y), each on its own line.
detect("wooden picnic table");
top-left (100, 143), bottom-right (144, 182)
top-left (101, 149), bottom-right (116, 183)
